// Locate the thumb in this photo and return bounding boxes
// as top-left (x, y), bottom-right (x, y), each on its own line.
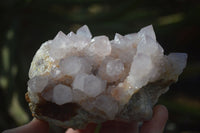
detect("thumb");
top-left (3, 118), bottom-right (49, 133)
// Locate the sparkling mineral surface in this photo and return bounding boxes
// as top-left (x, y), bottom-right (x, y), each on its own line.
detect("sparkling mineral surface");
top-left (26, 25), bottom-right (187, 129)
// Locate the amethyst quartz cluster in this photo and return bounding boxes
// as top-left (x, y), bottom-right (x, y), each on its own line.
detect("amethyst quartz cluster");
top-left (26, 25), bottom-right (187, 129)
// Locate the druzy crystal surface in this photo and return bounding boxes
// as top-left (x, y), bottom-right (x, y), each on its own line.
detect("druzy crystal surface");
top-left (26, 25), bottom-right (187, 129)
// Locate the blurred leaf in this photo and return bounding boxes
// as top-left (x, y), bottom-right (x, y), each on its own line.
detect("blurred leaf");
top-left (9, 93), bottom-right (29, 125)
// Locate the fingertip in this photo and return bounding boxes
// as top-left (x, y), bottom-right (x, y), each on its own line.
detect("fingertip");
top-left (140, 104), bottom-right (168, 133)
top-left (154, 105), bottom-right (168, 113)
top-left (66, 128), bottom-right (80, 133)
top-left (154, 104), bottom-right (168, 120)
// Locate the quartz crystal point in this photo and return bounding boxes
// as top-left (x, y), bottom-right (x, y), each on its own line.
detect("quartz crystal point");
top-left (26, 25), bottom-right (187, 129)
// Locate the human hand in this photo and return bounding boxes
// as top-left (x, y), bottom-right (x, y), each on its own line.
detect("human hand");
top-left (3, 105), bottom-right (168, 133)
top-left (67, 105), bottom-right (168, 133)
top-left (2, 118), bottom-right (49, 133)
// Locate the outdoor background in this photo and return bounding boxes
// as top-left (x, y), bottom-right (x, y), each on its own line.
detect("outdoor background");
top-left (0, 0), bottom-right (200, 132)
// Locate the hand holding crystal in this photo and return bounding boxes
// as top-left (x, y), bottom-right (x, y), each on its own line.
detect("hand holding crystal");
top-left (3, 105), bottom-right (168, 133)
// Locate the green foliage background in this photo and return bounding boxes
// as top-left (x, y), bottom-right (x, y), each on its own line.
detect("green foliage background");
top-left (0, 0), bottom-right (200, 132)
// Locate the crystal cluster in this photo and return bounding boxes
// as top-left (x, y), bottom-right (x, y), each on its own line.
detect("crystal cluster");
top-left (26, 25), bottom-right (187, 129)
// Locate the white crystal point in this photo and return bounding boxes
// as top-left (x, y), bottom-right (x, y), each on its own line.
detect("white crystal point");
top-left (137, 35), bottom-right (163, 59)
top-left (139, 25), bottom-right (156, 40)
top-left (52, 84), bottom-right (73, 105)
top-left (67, 31), bottom-right (75, 37)
top-left (88, 36), bottom-right (111, 61)
top-left (126, 27), bottom-right (164, 90)
top-left (59, 56), bottom-right (92, 77)
top-left (112, 33), bottom-right (133, 48)
top-left (67, 31), bottom-right (90, 51)
top-left (72, 73), bottom-right (106, 97)
top-left (98, 58), bottom-right (124, 82)
top-left (49, 31), bottom-right (69, 60)
top-left (28, 76), bottom-right (48, 93)
top-left (76, 25), bottom-right (92, 39)
top-left (111, 33), bottom-right (137, 64)
top-left (167, 53), bottom-right (188, 77)
top-left (128, 54), bottom-right (154, 89)
top-left (113, 33), bottom-right (124, 45)
top-left (94, 95), bottom-right (119, 119)
top-left (106, 59), bottom-right (124, 77)
top-left (54, 31), bottom-right (68, 41)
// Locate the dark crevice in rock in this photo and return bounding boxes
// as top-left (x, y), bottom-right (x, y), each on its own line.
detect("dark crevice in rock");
top-left (35, 102), bottom-right (80, 122)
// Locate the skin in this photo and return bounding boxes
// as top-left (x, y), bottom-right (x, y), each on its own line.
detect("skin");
top-left (3, 105), bottom-right (168, 133)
